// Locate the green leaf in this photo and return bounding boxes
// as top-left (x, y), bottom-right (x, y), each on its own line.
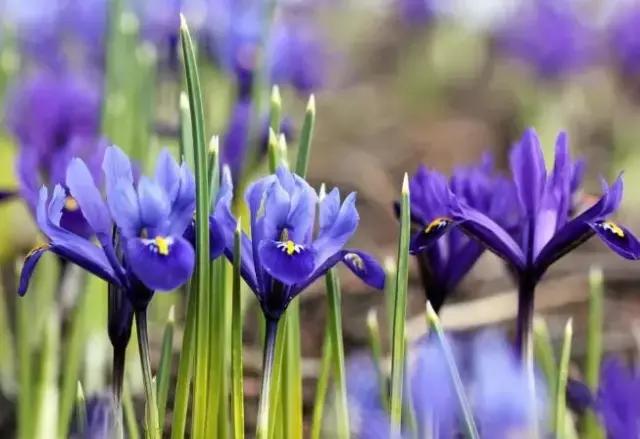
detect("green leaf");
top-left (295, 95), bottom-right (316, 178)
top-left (231, 222), bottom-right (245, 439)
top-left (533, 316), bottom-right (558, 420)
top-left (555, 319), bottom-right (573, 439)
top-left (123, 379), bottom-right (140, 439)
top-left (426, 302), bottom-right (479, 439)
top-left (310, 330), bottom-right (332, 439)
top-left (269, 85), bottom-right (282, 134)
top-left (156, 306), bottom-right (175, 426)
top-left (389, 174), bottom-right (410, 436)
top-left (180, 14), bottom-right (211, 439)
top-left (366, 309), bottom-right (389, 411)
top-left (325, 268), bottom-right (349, 439)
top-left (583, 267), bottom-right (604, 439)
top-left (135, 310), bottom-right (160, 439)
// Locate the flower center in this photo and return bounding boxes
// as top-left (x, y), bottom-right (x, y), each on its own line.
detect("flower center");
top-left (154, 236), bottom-right (171, 256)
top-left (64, 196), bottom-right (79, 211)
top-left (277, 240), bottom-right (304, 256)
top-left (425, 217), bottom-right (450, 234)
top-left (598, 221), bottom-right (624, 238)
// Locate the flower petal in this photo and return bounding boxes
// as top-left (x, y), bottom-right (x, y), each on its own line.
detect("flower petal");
top-left (590, 220), bottom-right (640, 260)
top-left (342, 250), bottom-right (385, 290)
top-left (137, 176), bottom-right (170, 231)
top-left (125, 235), bottom-right (195, 291)
top-left (409, 217), bottom-right (456, 254)
top-left (66, 157), bottom-right (112, 237)
top-left (103, 145), bottom-right (134, 197)
top-left (258, 239), bottom-right (315, 285)
top-left (509, 128), bottom-right (546, 217)
top-left (154, 148), bottom-right (180, 200)
top-left (319, 187), bottom-right (341, 233)
top-left (312, 192), bottom-right (359, 265)
top-left (166, 163), bottom-right (196, 236)
top-left (18, 245), bottom-right (49, 296)
top-left (108, 182), bottom-right (141, 237)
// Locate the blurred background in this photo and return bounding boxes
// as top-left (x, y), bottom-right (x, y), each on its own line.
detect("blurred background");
top-left (2, 0), bottom-right (640, 433)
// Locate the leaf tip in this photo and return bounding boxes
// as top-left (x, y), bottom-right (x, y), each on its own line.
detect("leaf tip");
top-left (271, 85), bottom-right (281, 107)
top-left (307, 94), bottom-right (316, 114)
top-left (425, 301), bottom-right (438, 324)
top-left (208, 135), bottom-right (219, 156)
top-left (168, 305), bottom-right (176, 324)
top-left (402, 173), bottom-right (409, 195)
top-left (366, 308), bottom-right (378, 329)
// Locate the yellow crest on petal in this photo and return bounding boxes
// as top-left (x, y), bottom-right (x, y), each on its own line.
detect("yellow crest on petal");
top-left (154, 236), bottom-right (170, 256)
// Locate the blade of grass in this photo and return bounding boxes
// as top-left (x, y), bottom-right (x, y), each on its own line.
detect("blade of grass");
top-left (282, 299), bottom-right (303, 439)
top-left (180, 14), bottom-right (211, 439)
top-left (325, 268), bottom-right (350, 439)
top-left (583, 267), bottom-right (604, 439)
top-left (123, 378), bottom-right (141, 439)
top-left (555, 319), bottom-right (573, 439)
top-left (295, 95), bottom-right (316, 178)
top-left (135, 310), bottom-right (160, 439)
top-left (390, 174), bottom-right (410, 437)
top-left (34, 311), bottom-right (60, 439)
top-left (310, 329), bottom-right (332, 439)
top-left (76, 382), bottom-right (86, 435)
top-left (267, 317), bottom-right (286, 439)
top-left (256, 320), bottom-right (279, 439)
top-left (179, 92), bottom-right (195, 169)
top-left (426, 302), bottom-right (479, 439)
top-left (156, 306), bottom-right (175, 425)
top-left (533, 316), bottom-right (558, 416)
top-left (367, 309), bottom-right (389, 411)
top-left (269, 85), bottom-right (282, 134)
top-left (232, 222), bottom-right (245, 439)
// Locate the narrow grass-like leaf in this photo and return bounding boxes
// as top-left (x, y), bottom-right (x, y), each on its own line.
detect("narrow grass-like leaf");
top-left (283, 299), bottom-right (303, 439)
top-left (256, 320), bottom-right (279, 439)
top-left (383, 257), bottom-right (397, 341)
top-left (390, 174), bottom-right (410, 436)
top-left (179, 92), bottom-right (195, 169)
top-left (270, 85), bottom-right (282, 134)
top-left (268, 128), bottom-right (279, 173)
top-left (295, 95), bottom-right (316, 178)
top-left (170, 283), bottom-right (196, 439)
top-left (426, 302), bottom-right (480, 439)
top-left (34, 311), bottom-right (60, 439)
top-left (180, 15), bottom-right (211, 439)
top-left (16, 272), bottom-right (33, 439)
top-left (325, 268), bottom-right (350, 439)
top-left (75, 382), bottom-right (86, 435)
top-left (135, 310), bottom-right (160, 439)
top-left (58, 286), bottom-right (89, 438)
top-left (232, 222), bottom-right (245, 439)
top-left (0, 267), bottom-right (15, 395)
top-left (310, 330), bottom-right (332, 439)
top-left (156, 306), bottom-right (175, 425)
top-left (367, 309), bottom-right (389, 411)
top-left (267, 318), bottom-right (286, 439)
top-left (555, 319), bottom-right (573, 439)
top-left (123, 380), bottom-right (140, 439)
top-left (533, 317), bottom-right (558, 413)
top-left (583, 267), bottom-right (604, 439)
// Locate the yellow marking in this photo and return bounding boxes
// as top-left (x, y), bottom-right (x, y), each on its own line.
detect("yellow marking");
top-left (27, 244), bottom-right (48, 258)
top-left (602, 221), bottom-right (624, 238)
top-left (65, 196), bottom-right (79, 211)
top-left (155, 236), bottom-right (170, 256)
top-left (285, 240), bottom-right (296, 256)
top-left (425, 217), bottom-right (450, 234)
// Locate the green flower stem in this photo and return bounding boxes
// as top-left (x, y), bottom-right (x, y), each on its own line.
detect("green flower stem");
top-left (310, 329), bottom-right (332, 439)
top-left (256, 319), bottom-right (279, 439)
top-left (112, 345), bottom-right (126, 439)
top-left (135, 309), bottom-right (160, 439)
top-left (325, 268), bottom-right (349, 439)
top-left (232, 223), bottom-right (245, 439)
top-left (156, 306), bottom-right (175, 426)
top-left (390, 174), bottom-right (410, 437)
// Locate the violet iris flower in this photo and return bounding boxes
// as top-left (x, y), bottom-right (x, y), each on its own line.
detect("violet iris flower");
top-left (6, 72), bottom-right (104, 239)
top-left (347, 330), bottom-right (547, 438)
top-left (72, 395), bottom-right (115, 439)
top-left (406, 155), bottom-right (517, 312)
top-left (18, 146), bottom-right (219, 310)
top-left (214, 166), bottom-right (385, 322)
top-left (609, 5), bottom-right (640, 77)
top-left (415, 129), bottom-right (640, 354)
top-left (495, 0), bottom-right (596, 78)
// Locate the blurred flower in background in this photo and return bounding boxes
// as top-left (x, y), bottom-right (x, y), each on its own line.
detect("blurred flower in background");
top-left (609, 3), bottom-right (640, 78)
top-left (595, 357), bottom-right (640, 439)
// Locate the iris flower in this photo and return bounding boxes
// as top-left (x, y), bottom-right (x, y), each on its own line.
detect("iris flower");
top-left (347, 330), bottom-right (547, 438)
top-left (610, 5), bottom-right (640, 77)
top-left (72, 394), bottom-right (115, 439)
top-left (214, 166), bottom-right (384, 322)
top-left (415, 129), bottom-right (640, 354)
top-left (18, 145), bottom-right (215, 307)
top-left (406, 155), bottom-right (517, 312)
top-left (6, 71), bottom-right (104, 239)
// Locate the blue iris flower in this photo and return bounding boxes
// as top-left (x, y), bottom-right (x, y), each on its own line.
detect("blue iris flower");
top-left (18, 145), bottom-right (222, 311)
top-left (214, 166), bottom-right (385, 321)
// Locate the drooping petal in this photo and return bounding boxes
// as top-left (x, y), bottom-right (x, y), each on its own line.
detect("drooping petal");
top-left (66, 157), bottom-right (112, 237)
top-left (451, 200), bottom-right (526, 271)
top-left (17, 245), bottom-right (49, 296)
top-left (444, 239), bottom-right (484, 292)
top-left (590, 220), bottom-right (640, 260)
top-left (125, 235), bottom-right (195, 291)
top-left (342, 249), bottom-right (385, 289)
top-left (258, 239), bottom-right (315, 285)
top-left (409, 217), bottom-right (456, 254)
top-left (509, 128), bottom-right (546, 217)
top-left (312, 192), bottom-right (359, 265)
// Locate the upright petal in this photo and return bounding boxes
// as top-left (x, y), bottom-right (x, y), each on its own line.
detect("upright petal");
top-left (137, 176), bottom-right (170, 231)
top-left (108, 182), bottom-right (142, 237)
top-left (154, 148), bottom-right (181, 200)
top-left (319, 187), bottom-right (341, 233)
top-left (103, 145), bottom-right (134, 197)
top-left (66, 157), bottom-right (112, 236)
top-left (167, 163), bottom-right (196, 236)
top-left (509, 128), bottom-right (546, 217)
top-left (125, 235), bottom-right (195, 291)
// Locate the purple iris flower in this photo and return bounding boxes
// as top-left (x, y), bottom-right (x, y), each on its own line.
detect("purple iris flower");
top-left (17, 146), bottom-right (220, 311)
top-left (396, 0), bottom-right (434, 27)
top-left (406, 154), bottom-right (517, 312)
top-left (609, 5), bottom-right (640, 77)
top-left (347, 330), bottom-right (546, 438)
top-left (495, 0), bottom-right (596, 78)
top-left (595, 358), bottom-right (640, 439)
top-left (214, 166), bottom-right (384, 322)
top-left (71, 394), bottom-right (115, 439)
top-left (415, 128), bottom-right (640, 354)
top-left (6, 71), bottom-right (104, 239)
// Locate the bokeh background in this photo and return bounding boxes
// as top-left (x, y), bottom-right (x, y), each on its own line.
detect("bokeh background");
top-left (2, 0), bottom-right (640, 433)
